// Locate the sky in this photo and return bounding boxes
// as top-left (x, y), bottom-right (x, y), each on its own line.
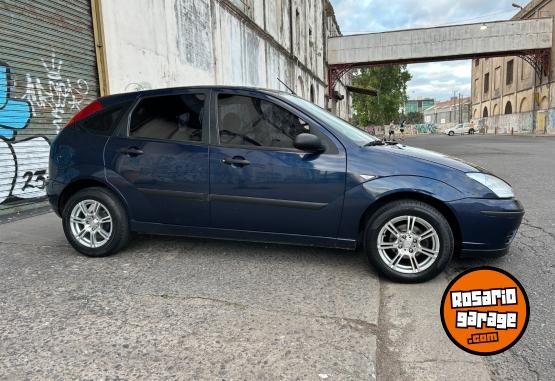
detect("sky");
top-left (329, 0), bottom-right (524, 101)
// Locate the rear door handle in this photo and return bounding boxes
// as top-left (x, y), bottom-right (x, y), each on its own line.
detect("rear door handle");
top-left (222, 157), bottom-right (250, 167)
top-left (120, 147), bottom-right (144, 157)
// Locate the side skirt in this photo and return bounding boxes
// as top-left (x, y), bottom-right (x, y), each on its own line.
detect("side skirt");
top-left (130, 221), bottom-right (357, 250)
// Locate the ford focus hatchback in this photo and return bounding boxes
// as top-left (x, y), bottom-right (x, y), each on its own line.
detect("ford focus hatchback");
top-left (47, 87), bottom-right (524, 282)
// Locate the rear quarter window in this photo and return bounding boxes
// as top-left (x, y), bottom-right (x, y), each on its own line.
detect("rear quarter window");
top-left (80, 102), bottom-right (132, 136)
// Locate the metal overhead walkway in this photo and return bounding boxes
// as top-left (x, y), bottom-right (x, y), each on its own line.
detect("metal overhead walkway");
top-left (327, 18), bottom-right (553, 96)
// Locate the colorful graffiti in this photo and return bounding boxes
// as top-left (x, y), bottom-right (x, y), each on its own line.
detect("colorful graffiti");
top-left (0, 62), bottom-right (51, 205)
top-left (22, 52), bottom-right (90, 132)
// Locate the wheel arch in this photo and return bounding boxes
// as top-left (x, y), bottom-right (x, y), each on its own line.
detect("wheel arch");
top-left (357, 191), bottom-right (462, 254)
top-left (58, 178), bottom-right (129, 218)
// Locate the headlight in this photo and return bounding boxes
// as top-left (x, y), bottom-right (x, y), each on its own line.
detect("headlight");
top-left (466, 173), bottom-right (514, 198)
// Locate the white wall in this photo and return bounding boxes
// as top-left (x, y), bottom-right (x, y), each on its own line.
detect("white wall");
top-left (100, 0), bottom-right (350, 118)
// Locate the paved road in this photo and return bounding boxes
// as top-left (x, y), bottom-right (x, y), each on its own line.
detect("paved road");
top-left (0, 135), bottom-right (552, 380)
top-left (407, 135), bottom-right (555, 381)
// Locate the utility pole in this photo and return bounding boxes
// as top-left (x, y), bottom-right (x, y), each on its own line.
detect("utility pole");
top-left (459, 93), bottom-right (463, 123)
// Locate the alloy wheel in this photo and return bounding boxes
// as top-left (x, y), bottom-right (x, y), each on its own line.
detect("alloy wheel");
top-left (377, 215), bottom-right (441, 274)
top-left (69, 200), bottom-right (113, 249)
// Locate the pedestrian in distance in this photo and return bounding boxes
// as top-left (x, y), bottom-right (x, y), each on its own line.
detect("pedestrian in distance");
top-left (399, 120), bottom-right (406, 141)
top-left (388, 121), bottom-right (395, 141)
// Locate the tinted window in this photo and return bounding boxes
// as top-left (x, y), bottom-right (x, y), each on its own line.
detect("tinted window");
top-left (81, 102), bottom-right (131, 136)
top-left (130, 94), bottom-right (205, 142)
top-left (217, 94), bottom-right (312, 149)
top-left (282, 94), bottom-right (378, 146)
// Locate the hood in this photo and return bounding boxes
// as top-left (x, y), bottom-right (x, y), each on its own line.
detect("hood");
top-left (377, 144), bottom-right (486, 173)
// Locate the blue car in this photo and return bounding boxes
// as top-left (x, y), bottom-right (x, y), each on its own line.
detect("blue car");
top-left (47, 87), bottom-right (524, 282)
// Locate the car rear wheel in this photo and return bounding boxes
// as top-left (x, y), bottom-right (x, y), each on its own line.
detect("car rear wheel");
top-left (62, 187), bottom-right (130, 257)
top-left (364, 200), bottom-right (454, 283)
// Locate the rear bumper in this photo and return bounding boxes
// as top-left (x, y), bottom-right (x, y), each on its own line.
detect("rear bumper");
top-left (46, 179), bottom-right (64, 217)
top-left (447, 198), bottom-right (524, 257)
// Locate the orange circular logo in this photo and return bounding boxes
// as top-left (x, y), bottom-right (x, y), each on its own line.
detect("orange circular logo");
top-left (440, 267), bottom-right (529, 356)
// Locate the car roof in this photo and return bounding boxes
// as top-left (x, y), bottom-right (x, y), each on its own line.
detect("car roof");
top-left (111, 86), bottom-right (291, 99)
top-left (98, 86), bottom-right (298, 108)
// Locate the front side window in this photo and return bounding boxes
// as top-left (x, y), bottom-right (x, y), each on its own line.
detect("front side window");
top-left (281, 94), bottom-right (379, 146)
top-left (130, 94), bottom-right (205, 142)
top-left (217, 94), bottom-right (311, 149)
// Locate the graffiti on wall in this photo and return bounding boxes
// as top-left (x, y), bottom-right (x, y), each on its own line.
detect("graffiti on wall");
top-left (22, 52), bottom-right (90, 133)
top-left (0, 61), bottom-right (50, 205)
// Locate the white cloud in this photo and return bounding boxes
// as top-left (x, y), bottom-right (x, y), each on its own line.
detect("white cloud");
top-left (329, 0), bottom-right (519, 101)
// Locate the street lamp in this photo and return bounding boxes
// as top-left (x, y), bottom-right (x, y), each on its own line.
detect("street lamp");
top-left (512, 3), bottom-right (524, 10)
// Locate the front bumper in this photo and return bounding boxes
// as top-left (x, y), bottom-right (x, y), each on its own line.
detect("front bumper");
top-left (447, 198), bottom-right (524, 257)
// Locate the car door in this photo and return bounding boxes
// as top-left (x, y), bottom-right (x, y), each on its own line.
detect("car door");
top-left (104, 90), bottom-right (210, 226)
top-left (208, 90), bottom-right (347, 238)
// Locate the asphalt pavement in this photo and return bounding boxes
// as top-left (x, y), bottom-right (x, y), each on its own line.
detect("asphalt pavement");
top-left (407, 134), bottom-right (554, 381)
top-left (0, 135), bottom-right (553, 380)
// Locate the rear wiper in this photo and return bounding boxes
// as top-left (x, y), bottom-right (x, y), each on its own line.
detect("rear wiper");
top-left (364, 140), bottom-right (385, 147)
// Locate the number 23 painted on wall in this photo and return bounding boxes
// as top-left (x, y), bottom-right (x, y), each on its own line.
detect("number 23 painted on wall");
top-left (0, 62), bottom-right (51, 205)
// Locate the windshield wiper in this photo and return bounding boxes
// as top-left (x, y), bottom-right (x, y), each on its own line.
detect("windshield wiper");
top-left (364, 140), bottom-right (385, 147)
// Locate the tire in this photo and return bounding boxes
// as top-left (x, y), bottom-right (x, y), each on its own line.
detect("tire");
top-left (469, 128), bottom-right (475, 135)
top-left (448, 131), bottom-right (454, 136)
top-left (62, 187), bottom-right (130, 257)
top-left (364, 200), bottom-right (454, 283)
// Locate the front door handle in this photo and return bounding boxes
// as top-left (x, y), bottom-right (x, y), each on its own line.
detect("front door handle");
top-left (222, 157), bottom-right (250, 167)
top-left (120, 147), bottom-right (144, 157)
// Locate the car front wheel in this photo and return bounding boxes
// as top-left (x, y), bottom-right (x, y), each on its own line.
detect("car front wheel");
top-left (448, 131), bottom-right (454, 136)
top-left (364, 200), bottom-right (454, 283)
top-left (62, 187), bottom-right (130, 257)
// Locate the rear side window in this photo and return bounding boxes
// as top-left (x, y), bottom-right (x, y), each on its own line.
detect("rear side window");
top-left (80, 102), bottom-right (131, 136)
top-left (129, 94), bottom-right (205, 142)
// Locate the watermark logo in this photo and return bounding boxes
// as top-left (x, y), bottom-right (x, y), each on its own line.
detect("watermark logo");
top-left (440, 267), bottom-right (529, 356)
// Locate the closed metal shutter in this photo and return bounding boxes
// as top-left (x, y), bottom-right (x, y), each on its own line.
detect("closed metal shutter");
top-left (0, 0), bottom-right (99, 218)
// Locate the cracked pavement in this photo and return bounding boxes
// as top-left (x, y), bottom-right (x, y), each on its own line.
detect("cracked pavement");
top-left (0, 135), bottom-right (553, 380)
top-left (409, 135), bottom-right (555, 381)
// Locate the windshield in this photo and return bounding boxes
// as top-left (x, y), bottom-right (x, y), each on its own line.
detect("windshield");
top-left (281, 94), bottom-right (379, 146)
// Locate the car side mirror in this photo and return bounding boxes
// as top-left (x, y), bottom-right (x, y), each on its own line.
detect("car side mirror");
top-left (294, 133), bottom-right (325, 153)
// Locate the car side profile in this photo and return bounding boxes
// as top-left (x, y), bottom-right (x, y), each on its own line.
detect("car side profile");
top-left (444, 123), bottom-right (476, 136)
top-left (47, 87), bottom-right (524, 282)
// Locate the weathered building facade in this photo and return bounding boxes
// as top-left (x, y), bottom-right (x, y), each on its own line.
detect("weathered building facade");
top-left (471, 0), bottom-right (555, 134)
top-left (98, 0), bottom-right (351, 119)
top-left (424, 97), bottom-right (471, 129)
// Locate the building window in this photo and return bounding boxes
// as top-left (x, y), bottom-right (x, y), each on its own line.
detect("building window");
top-left (310, 85), bottom-right (315, 103)
top-left (474, 79), bottom-right (479, 97)
top-left (484, 73), bottom-right (490, 94)
top-left (506, 60), bottom-right (514, 85)
top-left (295, 9), bottom-right (301, 55)
top-left (505, 101), bottom-right (512, 115)
top-left (494, 67), bottom-right (501, 91)
top-left (483, 106), bottom-right (489, 118)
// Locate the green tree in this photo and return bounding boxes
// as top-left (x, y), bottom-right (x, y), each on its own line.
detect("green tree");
top-left (404, 111), bottom-right (424, 124)
top-left (351, 66), bottom-right (412, 127)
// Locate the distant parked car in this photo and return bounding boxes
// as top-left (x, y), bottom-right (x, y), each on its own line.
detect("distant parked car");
top-left (47, 87), bottom-right (523, 283)
top-left (444, 123), bottom-right (475, 136)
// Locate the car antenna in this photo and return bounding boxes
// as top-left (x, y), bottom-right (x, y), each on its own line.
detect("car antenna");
top-left (277, 78), bottom-right (296, 95)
